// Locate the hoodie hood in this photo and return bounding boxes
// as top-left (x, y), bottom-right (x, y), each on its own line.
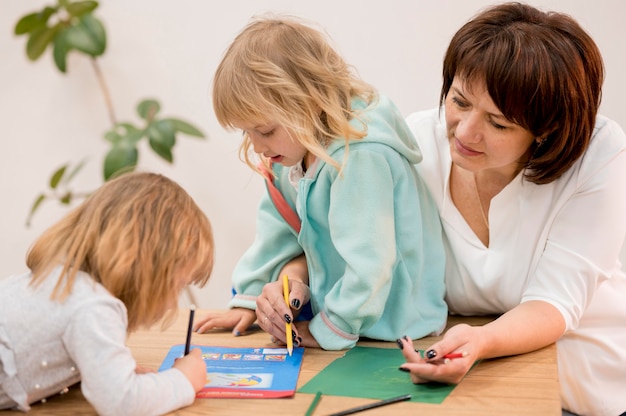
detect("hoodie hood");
top-left (325, 94), bottom-right (423, 164)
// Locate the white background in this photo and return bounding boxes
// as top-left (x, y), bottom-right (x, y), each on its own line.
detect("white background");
top-left (1, 0), bottom-right (625, 309)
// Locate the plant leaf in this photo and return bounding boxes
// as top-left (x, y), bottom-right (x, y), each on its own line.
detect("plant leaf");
top-left (63, 158), bottom-right (87, 184)
top-left (64, 14), bottom-right (106, 57)
top-left (149, 140), bottom-right (174, 163)
top-left (105, 123), bottom-right (144, 145)
top-left (164, 117), bottom-right (205, 138)
top-left (104, 129), bottom-right (123, 144)
top-left (137, 99), bottom-right (160, 120)
top-left (26, 193), bottom-right (46, 227)
top-left (124, 128), bottom-right (145, 146)
top-left (15, 13), bottom-right (42, 35)
top-left (52, 29), bottom-right (71, 72)
top-left (118, 123), bottom-right (144, 145)
top-left (60, 192), bottom-right (72, 205)
top-left (26, 26), bottom-right (57, 60)
top-left (65, 1), bottom-right (99, 17)
top-left (14, 7), bottom-right (56, 35)
top-left (104, 145), bottom-right (138, 180)
top-left (50, 164), bottom-right (68, 189)
top-left (147, 119), bottom-right (176, 162)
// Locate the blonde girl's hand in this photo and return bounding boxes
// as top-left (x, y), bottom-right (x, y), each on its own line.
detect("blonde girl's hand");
top-left (172, 348), bottom-right (206, 392)
top-left (292, 321), bottom-right (319, 348)
top-left (397, 324), bottom-right (477, 384)
top-left (256, 278), bottom-right (310, 345)
top-left (193, 308), bottom-right (257, 336)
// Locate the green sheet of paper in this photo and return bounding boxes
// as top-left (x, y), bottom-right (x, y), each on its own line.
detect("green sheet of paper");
top-left (298, 346), bottom-right (455, 403)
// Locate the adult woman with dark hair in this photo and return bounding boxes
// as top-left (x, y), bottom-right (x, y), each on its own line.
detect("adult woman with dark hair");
top-left (399, 3), bottom-right (626, 415)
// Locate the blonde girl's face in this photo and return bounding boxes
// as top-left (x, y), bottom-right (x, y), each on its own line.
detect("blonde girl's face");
top-left (233, 121), bottom-right (308, 167)
top-left (445, 77), bottom-right (535, 178)
top-left (161, 267), bottom-right (195, 313)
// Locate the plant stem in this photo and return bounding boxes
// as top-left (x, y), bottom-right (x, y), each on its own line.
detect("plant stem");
top-left (90, 58), bottom-right (117, 126)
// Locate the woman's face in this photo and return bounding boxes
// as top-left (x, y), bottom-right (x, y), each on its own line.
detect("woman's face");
top-left (233, 120), bottom-right (308, 167)
top-left (445, 77), bottom-right (535, 178)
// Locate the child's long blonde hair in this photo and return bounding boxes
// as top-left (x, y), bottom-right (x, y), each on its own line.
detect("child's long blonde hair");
top-left (26, 172), bottom-right (214, 331)
top-left (212, 15), bottom-right (376, 172)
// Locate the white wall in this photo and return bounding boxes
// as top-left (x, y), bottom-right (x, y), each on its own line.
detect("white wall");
top-left (2, 0), bottom-right (625, 309)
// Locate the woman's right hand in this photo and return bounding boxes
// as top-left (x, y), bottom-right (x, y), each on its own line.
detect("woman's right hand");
top-left (193, 308), bottom-right (257, 336)
top-left (172, 348), bottom-right (206, 392)
top-left (398, 324), bottom-right (477, 384)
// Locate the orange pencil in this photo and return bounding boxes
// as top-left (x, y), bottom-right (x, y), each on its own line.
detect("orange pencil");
top-left (282, 275), bottom-right (293, 356)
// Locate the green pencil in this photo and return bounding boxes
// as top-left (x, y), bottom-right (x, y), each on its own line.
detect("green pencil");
top-left (305, 391), bottom-right (322, 416)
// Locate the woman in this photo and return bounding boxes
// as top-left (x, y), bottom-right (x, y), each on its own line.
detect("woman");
top-left (398, 3), bottom-right (626, 415)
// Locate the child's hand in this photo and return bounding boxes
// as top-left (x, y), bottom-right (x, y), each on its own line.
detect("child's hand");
top-left (293, 321), bottom-right (319, 348)
top-left (193, 308), bottom-right (257, 336)
top-left (173, 348), bottom-right (206, 392)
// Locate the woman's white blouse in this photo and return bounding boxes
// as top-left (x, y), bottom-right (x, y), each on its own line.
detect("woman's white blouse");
top-left (407, 108), bottom-right (626, 416)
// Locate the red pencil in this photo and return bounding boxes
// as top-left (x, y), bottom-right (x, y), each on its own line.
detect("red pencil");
top-left (443, 352), bottom-right (468, 360)
top-left (416, 349), bottom-right (468, 362)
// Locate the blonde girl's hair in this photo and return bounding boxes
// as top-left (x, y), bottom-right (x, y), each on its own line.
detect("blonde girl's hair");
top-left (26, 172), bottom-right (214, 332)
top-left (212, 15), bottom-right (376, 173)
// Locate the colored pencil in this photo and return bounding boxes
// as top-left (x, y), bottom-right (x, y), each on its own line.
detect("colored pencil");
top-left (328, 394), bottom-right (411, 416)
top-left (184, 304), bottom-right (196, 355)
top-left (282, 275), bottom-right (293, 356)
top-left (417, 349), bottom-right (468, 361)
top-left (443, 352), bottom-right (468, 360)
top-left (305, 391), bottom-right (322, 416)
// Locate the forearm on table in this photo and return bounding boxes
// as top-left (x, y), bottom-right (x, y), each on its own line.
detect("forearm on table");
top-left (478, 300), bottom-right (565, 359)
top-left (279, 254), bottom-right (309, 285)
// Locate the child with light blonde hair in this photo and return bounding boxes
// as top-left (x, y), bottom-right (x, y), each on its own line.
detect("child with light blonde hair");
top-left (0, 172), bottom-right (214, 415)
top-left (195, 15), bottom-right (447, 351)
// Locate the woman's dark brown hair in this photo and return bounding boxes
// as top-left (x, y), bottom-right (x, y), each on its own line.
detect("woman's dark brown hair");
top-left (441, 2), bottom-right (604, 184)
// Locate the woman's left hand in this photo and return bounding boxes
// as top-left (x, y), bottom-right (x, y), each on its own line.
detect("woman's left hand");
top-left (397, 324), bottom-right (477, 384)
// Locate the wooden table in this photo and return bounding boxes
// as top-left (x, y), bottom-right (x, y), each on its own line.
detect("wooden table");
top-left (3, 310), bottom-right (561, 415)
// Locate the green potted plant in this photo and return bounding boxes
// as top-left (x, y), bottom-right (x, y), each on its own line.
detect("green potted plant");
top-left (13, 0), bottom-right (206, 225)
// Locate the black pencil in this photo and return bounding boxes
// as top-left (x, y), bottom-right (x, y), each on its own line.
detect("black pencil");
top-left (328, 393), bottom-right (411, 416)
top-left (184, 304), bottom-right (196, 355)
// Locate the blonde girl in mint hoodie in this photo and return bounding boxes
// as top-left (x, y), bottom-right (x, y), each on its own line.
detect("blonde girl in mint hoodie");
top-left (194, 15), bottom-right (447, 350)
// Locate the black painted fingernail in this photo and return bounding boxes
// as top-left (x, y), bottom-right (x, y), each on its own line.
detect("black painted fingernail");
top-left (291, 299), bottom-right (301, 309)
top-left (402, 335), bottom-right (409, 342)
top-left (292, 330), bottom-right (297, 340)
top-left (294, 338), bottom-right (300, 347)
top-left (426, 349), bottom-right (437, 359)
top-left (297, 336), bottom-right (303, 344)
top-left (284, 314), bottom-right (291, 324)
top-left (398, 367), bottom-right (410, 373)
top-left (395, 339), bottom-right (404, 350)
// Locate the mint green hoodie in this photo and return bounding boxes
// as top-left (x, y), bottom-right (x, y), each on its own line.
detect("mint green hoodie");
top-left (229, 94), bottom-right (447, 350)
